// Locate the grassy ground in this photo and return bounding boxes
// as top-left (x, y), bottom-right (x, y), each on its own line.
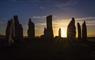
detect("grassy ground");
top-left (0, 37), bottom-right (95, 60)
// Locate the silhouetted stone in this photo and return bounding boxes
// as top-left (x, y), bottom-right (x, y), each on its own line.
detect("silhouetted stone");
top-left (46, 15), bottom-right (54, 40)
top-left (67, 18), bottom-right (76, 43)
top-left (19, 24), bottom-right (23, 40)
top-left (77, 22), bottom-right (81, 41)
top-left (27, 18), bottom-right (35, 40)
top-left (44, 28), bottom-right (48, 40)
top-left (6, 19), bottom-right (14, 46)
top-left (6, 19), bottom-right (11, 39)
top-left (12, 15), bottom-right (24, 47)
top-left (58, 28), bottom-right (61, 38)
top-left (6, 15), bottom-right (24, 47)
top-left (82, 21), bottom-right (87, 41)
top-left (27, 18), bottom-right (35, 47)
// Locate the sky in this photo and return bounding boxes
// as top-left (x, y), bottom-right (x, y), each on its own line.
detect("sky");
top-left (0, 0), bottom-right (95, 37)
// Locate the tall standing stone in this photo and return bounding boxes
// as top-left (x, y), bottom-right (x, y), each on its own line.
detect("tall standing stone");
top-left (13, 15), bottom-right (24, 47)
top-left (27, 18), bottom-right (35, 40)
top-left (6, 15), bottom-right (24, 47)
top-left (6, 19), bottom-right (14, 46)
top-left (46, 15), bottom-right (54, 40)
top-left (82, 21), bottom-right (87, 41)
top-left (44, 28), bottom-right (48, 40)
top-left (58, 28), bottom-right (61, 38)
top-left (67, 18), bottom-right (76, 43)
top-left (77, 22), bottom-right (81, 41)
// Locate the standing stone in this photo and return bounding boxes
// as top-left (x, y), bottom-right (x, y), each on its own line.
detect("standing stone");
top-left (82, 21), bottom-right (87, 41)
top-left (6, 15), bottom-right (24, 47)
top-left (27, 18), bottom-right (35, 40)
top-left (46, 15), bottom-right (54, 40)
top-left (44, 28), bottom-right (48, 40)
top-left (6, 19), bottom-right (14, 46)
top-left (67, 18), bottom-right (76, 43)
top-left (27, 18), bottom-right (35, 48)
top-left (77, 22), bottom-right (81, 41)
top-left (58, 28), bottom-right (61, 38)
top-left (12, 15), bottom-right (24, 47)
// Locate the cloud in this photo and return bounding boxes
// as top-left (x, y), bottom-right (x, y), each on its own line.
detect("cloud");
top-left (4, 0), bottom-right (77, 10)
top-left (36, 0), bottom-right (78, 12)
top-left (9, 0), bottom-right (74, 4)
top-left (32, 16), bottom-right (46, 19)
top-left (1, 0), bottom-right (77, 4)
top-left (76, 17), bottom-right (95, 21)
top-left (52, 0), bottom-right (71, 3)
top-left (38, 0), bottom-right (72, 3)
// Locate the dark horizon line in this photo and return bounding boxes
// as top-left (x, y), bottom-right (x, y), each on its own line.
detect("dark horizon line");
top-left (0, 34), bottom-right (95, 38)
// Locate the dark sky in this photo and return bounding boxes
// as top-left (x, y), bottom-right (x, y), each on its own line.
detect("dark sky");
top-left (0, 0), bottom-right (95, 36)
top-left (0, 0), bottom-right (95, 19)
